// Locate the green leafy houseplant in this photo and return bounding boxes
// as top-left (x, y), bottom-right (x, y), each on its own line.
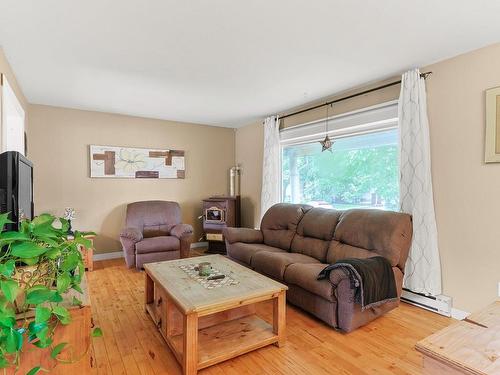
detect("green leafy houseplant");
top-left (0, 212), bottom-right (102, 374)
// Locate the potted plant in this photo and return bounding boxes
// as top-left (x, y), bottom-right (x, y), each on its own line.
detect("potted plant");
top-left (0, 212), bottom-right (101, 374)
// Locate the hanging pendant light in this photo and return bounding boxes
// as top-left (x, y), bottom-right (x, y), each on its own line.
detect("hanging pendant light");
top-left (319, 103), bottom-right (334, 152)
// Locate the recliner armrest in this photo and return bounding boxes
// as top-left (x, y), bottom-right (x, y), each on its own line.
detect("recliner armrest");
top-left (120, 227), bottom-right (143, 243)
top-left (223, 227), bottom-right (263, 244)
top-left (170, 224), bottom-right (194, 239)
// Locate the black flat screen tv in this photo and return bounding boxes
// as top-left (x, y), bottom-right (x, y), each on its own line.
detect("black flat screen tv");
top-left (0, 151), bottom-right (34, 231)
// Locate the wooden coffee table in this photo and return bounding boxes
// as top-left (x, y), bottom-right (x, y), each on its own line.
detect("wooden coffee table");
top-left (144, 254), bottom-right (288, 375)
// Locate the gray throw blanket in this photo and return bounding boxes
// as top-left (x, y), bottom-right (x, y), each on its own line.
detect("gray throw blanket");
top-left (317, 256), bottom-right (397, 311)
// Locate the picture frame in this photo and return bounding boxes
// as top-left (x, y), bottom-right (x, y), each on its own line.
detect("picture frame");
top-left (89, 145), bottom-right (186, 178)
top-left (485, 86), bottom-right (500, 163)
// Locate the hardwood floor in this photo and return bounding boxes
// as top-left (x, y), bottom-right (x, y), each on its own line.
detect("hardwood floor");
top-left (87, 258), bottom-right (452, 375)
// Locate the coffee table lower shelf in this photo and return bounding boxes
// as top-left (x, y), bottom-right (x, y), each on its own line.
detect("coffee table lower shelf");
top-left (167, 314), bottom-right (277, 370)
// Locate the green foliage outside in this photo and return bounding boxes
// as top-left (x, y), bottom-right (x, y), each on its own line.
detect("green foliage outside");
top-left (282, 140), bottom-right (399, 211)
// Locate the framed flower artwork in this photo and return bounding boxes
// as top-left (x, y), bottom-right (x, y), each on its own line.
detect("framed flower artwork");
top-left (89, 145), bottom-right (185, 178)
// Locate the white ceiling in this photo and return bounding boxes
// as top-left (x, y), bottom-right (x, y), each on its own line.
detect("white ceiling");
top-left (1, 1), bottom-right (500, 128)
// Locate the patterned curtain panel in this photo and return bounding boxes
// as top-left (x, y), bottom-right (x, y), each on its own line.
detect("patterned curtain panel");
top-left (260, 115), bottom-right (280, 222)
top-left (399, 69), bottom-right (442, 296)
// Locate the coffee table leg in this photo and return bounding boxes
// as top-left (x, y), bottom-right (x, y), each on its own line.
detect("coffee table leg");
top-left (183, 313), bottom-right (198, 375)
top-left (144, 273), bottom-right (154, 312)
top-left (273, 290), bottom-right (286, 347)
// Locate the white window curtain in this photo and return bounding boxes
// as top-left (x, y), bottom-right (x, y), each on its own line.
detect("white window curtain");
top-left (399, 68), bottom-right (442, 296)
top-left (260, 115), bottom-right (280, 221)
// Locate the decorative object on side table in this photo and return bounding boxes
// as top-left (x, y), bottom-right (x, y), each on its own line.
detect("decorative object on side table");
top-left (63, 207), bottom-right (76, 235)
top-left (485, 86), bottom-right (500, 162)
top-left (0, 212), bottom-right (102, 373)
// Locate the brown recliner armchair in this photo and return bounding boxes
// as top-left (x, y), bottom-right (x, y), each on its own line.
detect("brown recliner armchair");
top-left (120, 200), bottom-right (193, 270)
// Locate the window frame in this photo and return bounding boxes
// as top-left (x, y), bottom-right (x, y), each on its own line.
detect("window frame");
top-left (279, 100), bottom-right (399, 206)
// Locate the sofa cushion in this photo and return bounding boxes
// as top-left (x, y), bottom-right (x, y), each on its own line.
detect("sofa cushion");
top-left (284, 263), bottom-right (336, 302)
top-left (135, 236), bottom-right (180, 254)
top-left (226, 242), bottom-right (285, 266)
top-left (261, 203), bottom-right (311, 250)
top-left (251, 252), bottom-right (319, 280)
top-left (290, 208), bottom-right (341, 262)
top-left (329, 209), bottom-right (412, 268)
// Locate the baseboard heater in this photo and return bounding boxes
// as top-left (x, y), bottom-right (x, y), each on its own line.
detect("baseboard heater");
top-left (401, 288), bottom-right (452, 317)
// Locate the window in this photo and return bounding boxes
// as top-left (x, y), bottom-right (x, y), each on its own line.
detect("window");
top-left (1, 75), bottom-right (25, 155)
top-left (280, 102), bottom-right (399, 211)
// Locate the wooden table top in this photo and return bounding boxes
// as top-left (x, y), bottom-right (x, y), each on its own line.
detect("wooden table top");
top-left (144, 255), bottom-right (287, 315)
top-left (415, 301), bottom-right (500, 375)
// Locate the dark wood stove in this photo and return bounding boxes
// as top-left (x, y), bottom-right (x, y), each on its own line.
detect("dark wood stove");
top-left (202, 196), bottom-right (240, 254)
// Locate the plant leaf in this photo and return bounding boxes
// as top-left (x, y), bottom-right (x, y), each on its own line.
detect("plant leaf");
top-left (20, 257), bottom-right (40, 266)
top-left (53, 306), bottom-right (71, 324)
top-left (0, 280), bottom-right (20, 303)
top-left (50, 342), bottom-right (68, 359)
top-left (92, 327), bottom-right (103, 337)
top-left (61, 252), bottom-right (80, 271)
top-left (26, 286), bottom-right (52, 304)
top-left (0, 354), bottom-right (9, 368)
top-left (44, 248), bottom-right (62, 260)
top-left (28, 321), bottom-right (48, 335)
top-left (71, 296), bottom-right (82, 306)
top-left (35, 306), bottom-right (52, 324)
top-left (5, 328), bottom-right (23, 353)
top-left (56, 272), bottom-right (71, 294)
top-left (0, 231), bottom-right (29, 242)
top-left (0, 310), bottom-right (15, 328)
top-left (11, 242), bottom-right (48, 258)
top-left (0, 260), bottom-right (15, 277)
top-left (27, 367), bottom-right (42, 375)
top-left (0, 213), bottom-right (12, 232)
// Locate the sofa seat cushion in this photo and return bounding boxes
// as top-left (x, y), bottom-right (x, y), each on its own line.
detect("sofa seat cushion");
top-left (251, 252), bottom-right (320, 280)
top-left (284, 263), bottom-right (336, 302)
top-left (135, 236), bottom-right (180, 254)
top-left (227, 243), bottom-right (286, 266)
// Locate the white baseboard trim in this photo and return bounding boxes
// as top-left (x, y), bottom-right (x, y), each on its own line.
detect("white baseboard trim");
top-left (93, 251), bottom-right (124, 261)
top-left (93, 242), bottom-right (208, 261)
top-left (451, 308), bottom-right (470, 320)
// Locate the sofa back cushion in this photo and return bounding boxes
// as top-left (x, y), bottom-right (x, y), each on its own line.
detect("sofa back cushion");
top-left (261, 203), bottom-right (311, 250)
top-left (126, 200), bottom-right (181, 238)
top-left (326, 209), bottom-right (412, 270)
top-left (290, 208), bottom-right (341, 262)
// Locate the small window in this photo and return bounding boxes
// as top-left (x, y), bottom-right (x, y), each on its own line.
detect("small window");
top-left (280, 103), bottom-right (399, 211)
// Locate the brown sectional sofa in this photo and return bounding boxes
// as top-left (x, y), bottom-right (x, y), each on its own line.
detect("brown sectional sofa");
top-left (223, 203), bottom-right (412, 332)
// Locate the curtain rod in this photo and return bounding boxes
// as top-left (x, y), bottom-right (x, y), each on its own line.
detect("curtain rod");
top-left (276, 72), bottom-right (432, 121)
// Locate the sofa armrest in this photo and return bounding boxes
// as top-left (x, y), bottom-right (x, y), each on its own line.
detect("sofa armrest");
top-left (223, 227), bottom-right (263, 244)
top-left (170, 224), bottom-right (193, 259)
top-left (119, 227), bottom-right (143, 268)
top-left (329, 267), bottom-right (400, 333)
top-left (120, 227), bottom-right (143, 242)
top-left (170, 224), bottom-right (194, 239)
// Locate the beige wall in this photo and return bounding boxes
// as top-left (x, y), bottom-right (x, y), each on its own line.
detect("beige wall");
top-left (235, 43), bottom-right (500, 312)
top-left (28, 105), bottom-right (235, 254)
top-left (0, 48), bottom-right (28, 146)
top-left (425, 43), bottom-right (500, 312)
top-left (235, 120), bottom-right (263, 228)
